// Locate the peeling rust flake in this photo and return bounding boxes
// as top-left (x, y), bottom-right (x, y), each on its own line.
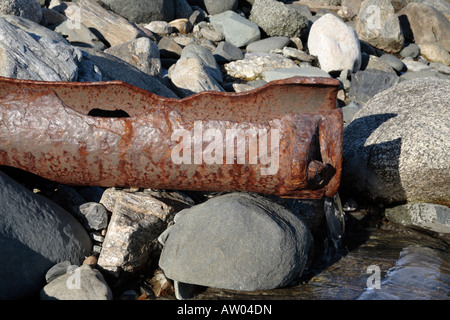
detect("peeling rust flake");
top-left (0, 76), bottom-right (343, 199)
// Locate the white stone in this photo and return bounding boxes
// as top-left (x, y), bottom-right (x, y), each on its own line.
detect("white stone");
top-left (307, 14), bottom-right (362, 74)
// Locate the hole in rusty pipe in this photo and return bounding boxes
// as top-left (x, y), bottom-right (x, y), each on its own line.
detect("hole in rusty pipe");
top-left (87, 108), bottom-right (130, 118)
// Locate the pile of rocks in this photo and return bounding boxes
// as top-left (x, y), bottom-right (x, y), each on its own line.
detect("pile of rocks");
top-left (0, 0), bottom-right (449, 300)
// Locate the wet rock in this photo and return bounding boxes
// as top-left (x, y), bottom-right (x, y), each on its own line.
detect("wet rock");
top-left (105, 38), bottom-right (162, 77)
top-left (356, 0), bottom-right (404, 53)
top-left (349, 69), bottom-right (399, 105)
top-left (98, 189), bottom-right (193, 277)
top-left (0, 17), bottom-right (82, 81)
top-left (159, 193), bottom-right (312, 293)
top-left (204, 0), bottom-right (238, 15)
top-left (0, 171), bottom-right (92, 299)
top-left (81, 47), bottom-right (178, 98)
top-left (246, 36), bottom-right (291, 53)
top-left (249, 0), bottom-right (308, 38)
top-left (398, 3), bottom-right (450, 54)
top-left (343, 77), bottom-right (450, 206)
top-left (63, 0), bottom-right (146, 47)
top-left (40, 265), bottom-right (113, 300)
top-left (358, 246), bottom-right (450, 300)
top-left (308, 13), bottom-right (362, 74)
top-left (0, 0), bottom-right (42, 23)
top-left (95, 0), bottom-right (175, 24)
top-left (210, 10), bottom-right (260, 48)
top-left (385, 203), bottom-right (450, 234)
top-left (224, 52), bottom-right (298, 80)
top-left (213, 41), bottom-right (244, 64)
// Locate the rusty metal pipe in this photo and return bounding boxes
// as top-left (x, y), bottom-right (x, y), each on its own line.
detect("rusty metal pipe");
top-left (0, 76), bottom-right (342, 199)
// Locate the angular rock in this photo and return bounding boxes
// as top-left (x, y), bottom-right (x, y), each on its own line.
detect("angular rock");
top-left (73, 202), bottom-right (109, 231)
top-left (98, 189), bottom-right (193, 277)
top-left (158, 36), bottom-right (183, 58)
top-left (144, 21), bottom-right (174, 35)
top-left (281, 47), bottom-right (317, 64)
top-left (210, 10), bottom-right (260, 48)
top-left (200, 25), bottom-right (224, 42)
top-left (40, 265), bottom-right (113, 300)
top-left (169, 18), bottom-right (192, 33)
top-left (356, 0), bottom-right (404, 53)
top-left (54, 19), bottom-right (106, 50)
top-left (249, 0), bottom-right (308, 38)
top-left (0, 17), bottom-right (82, 81)
top-left (340, 0), bottom-right (364, 20)
top-left (349, 69), bottom-right (399, 105)
top-left (385, 203), bottom-right (450, 234)
top-left (159, 193), bottom-right (312, 292)
top-left (64, 0), bottom-right (146, 47)
top-left (263, 66), bottom-right (331, 82)
top-left (213, 41), bottom-right (244, 64)
top-left (94, 0), bottom-right (175, 23)
top-left (204, 0), bottom-right (238, 15)
top-left (343, 78), bottom-right (450, 206)
top-left (398, 3), bottom-right (450, 52)
top-left (363, 54), bottom-right (396, 74)
top-left (408, 0), bottom-right (450, 17)
top-left (181, 44), bottom-right (222, 83)
top-left (224, 52), bottom-right (298, 80)
top-left (308, 13), bottom-right (362, 73)
top-left (81, 47), bottom-right (178, 98)
top-left (0, 0), bottom-right (42, 23)
top-left (168, 56), bottom-right (225, 97)
top-left (105, 38), bottom-right (162, 76)
top-left (246, 36), bottom-right (291, 53)
top-left (0, 172), bottom-right (92, 299)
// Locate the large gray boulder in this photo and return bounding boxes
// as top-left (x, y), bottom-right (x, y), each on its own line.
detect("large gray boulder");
top-left (0, 17), bottom-right (81, 81)
top-left (342, 78), bottom-right (450, 206)
top-left (0, 172), bottom-right (92, 300)
top-left (249, 0), bottom-right (308, 38)
top-left (94, 0), bottom-right (175, 23)
top-left (159, 192), bottom-right (312, 292)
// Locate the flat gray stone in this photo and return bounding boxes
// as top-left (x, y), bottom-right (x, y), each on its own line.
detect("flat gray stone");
top-left (210, 10), bottom-right (260, 48)
top-left (385, 203), bottom-right (450, 234)
top-left (349, 69), bottom-right (399, 106)
top-left (159, 192), bottom-right (312, 292)
top-left (246, 36), bottom-right (291, 53)
top-left (263, 66), bottom-right (330, 82)
top-left (204, 0), bottom-right (238, 15)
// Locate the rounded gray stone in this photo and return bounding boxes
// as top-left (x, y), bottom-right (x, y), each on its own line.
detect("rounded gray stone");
top-left (159, 192), bottom-right (312, 291)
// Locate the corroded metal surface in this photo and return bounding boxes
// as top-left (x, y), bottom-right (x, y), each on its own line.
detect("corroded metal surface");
top-left (0, 76), bottom-right (342, 198)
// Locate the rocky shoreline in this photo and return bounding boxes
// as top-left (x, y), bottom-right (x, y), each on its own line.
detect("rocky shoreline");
top-left (0, 0), bottom-right (449, 300)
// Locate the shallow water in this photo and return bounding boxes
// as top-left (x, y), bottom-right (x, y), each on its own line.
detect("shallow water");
top-left (185, 209), bottom-right (450, 300)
